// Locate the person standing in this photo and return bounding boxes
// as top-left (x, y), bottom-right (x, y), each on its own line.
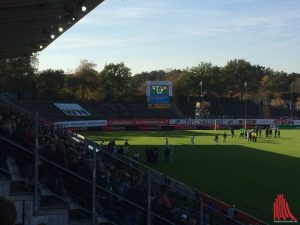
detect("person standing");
top-left (230, 128), bottom-right (235, 138)
top-left (253, 132), bottom-right (257, 142)
top-left (165, 137), bottom-right (169, 146)
top-left (191, 135), bottom-right (195, 145)
top-left (259, 127), bottom-right (262, 138)
top-left (239, 128), bottom-right (243, 137)
top-left (223, 132), bottom-right (227, 143)
top-left (214, 134), bottom-right (219, 145)
top-left (274, 128), bottom-right (278, 138)
top-left (247, 131), bottom-right (251, 142)
top-left (265, 127), bottom-right (269, 138)
top-left (124, 139), bottom-right (129, 156)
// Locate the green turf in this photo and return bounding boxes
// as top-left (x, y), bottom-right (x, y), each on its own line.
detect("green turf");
top-left (80, 129), bottom-right (300, 224)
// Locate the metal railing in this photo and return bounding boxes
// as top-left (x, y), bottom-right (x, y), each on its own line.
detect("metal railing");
top-left (0, 98), bottom-right (267, 225)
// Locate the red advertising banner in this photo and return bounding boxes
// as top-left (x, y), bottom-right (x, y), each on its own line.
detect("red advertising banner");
top-left (108, 119), bottom-right (169, 126)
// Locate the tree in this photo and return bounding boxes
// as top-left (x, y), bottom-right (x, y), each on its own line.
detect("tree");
top-left (187, 62), bottom-right (222, 97)
top-left (0, 56), bottom-right (38, 99)
top-left (165, 69), bottom-right (182, 103)
top-left (74, 60), bottom-right (99, 100)
top-left (221, 59), bottom-right (257, 99)
top-left (99, 62), bottom-right (132, 102)
top-left (176, 70), bottom-right (192, 103)
top-left (293, 78), bottom-right (300, 94)
top-left (36, 69), bottom-right (65, 100)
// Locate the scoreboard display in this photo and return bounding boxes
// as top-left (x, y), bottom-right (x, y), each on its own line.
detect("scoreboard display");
top-left (150, 85), bottom-right (169, 95)
top-left (146, 81), bottom-right (172, 107)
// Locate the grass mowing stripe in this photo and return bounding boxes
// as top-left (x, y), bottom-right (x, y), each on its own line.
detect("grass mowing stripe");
top-left (80, 129), bottom-right (300, 223)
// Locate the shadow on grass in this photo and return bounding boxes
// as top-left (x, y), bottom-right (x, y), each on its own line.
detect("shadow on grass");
top-left (80, 131), bottom-right (299, 223)
top-left (119, 144), bottom-right (299, 224)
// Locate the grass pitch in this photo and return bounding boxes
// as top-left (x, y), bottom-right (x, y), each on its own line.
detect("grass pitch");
top-left (80, 129), bottom-right (300, 223)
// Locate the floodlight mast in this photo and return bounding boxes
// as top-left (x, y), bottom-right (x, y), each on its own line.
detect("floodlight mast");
top-left (200, 81), bottom-right (203, 103)
top-left (244, 81), bottom-right (248, 118)
top-left (291, 81), bottom-right (294, 119)
top-left (244, 81), bottom-right (248, 130)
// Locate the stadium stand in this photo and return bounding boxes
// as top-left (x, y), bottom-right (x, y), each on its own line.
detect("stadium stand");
top-left (0, 98), bottom-right (266, 225)
top-left (268, 106), bottom-right (300, 119)
top-left (13, 101), bottom-right (179, 121)
top-left (12, 98), bottom-right (274, 122)
top-left (213, 99), bottom-right (261, 119)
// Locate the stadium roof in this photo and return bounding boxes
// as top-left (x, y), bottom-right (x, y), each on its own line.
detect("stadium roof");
top-left (0, 0), bottom-right (104, 60)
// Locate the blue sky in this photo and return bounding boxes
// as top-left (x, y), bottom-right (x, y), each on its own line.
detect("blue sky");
top-left (38, 0), bottom-right (300, 74)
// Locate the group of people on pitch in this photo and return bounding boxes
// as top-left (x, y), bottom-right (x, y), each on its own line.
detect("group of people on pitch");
top-left (265, 127), bottom-right (280, 138)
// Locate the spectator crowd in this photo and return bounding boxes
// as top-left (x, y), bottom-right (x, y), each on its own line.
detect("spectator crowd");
top-left (0, 101), bottom-right (263, 225)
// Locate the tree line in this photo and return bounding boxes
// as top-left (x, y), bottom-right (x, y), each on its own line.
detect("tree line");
top-left (0, 56), bottom-right (299, 107)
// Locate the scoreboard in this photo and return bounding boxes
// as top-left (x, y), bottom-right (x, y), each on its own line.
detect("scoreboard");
top-left (150, 85), bottom-right (169, 95)
top-left (146, 81), bottom-right (172, 108)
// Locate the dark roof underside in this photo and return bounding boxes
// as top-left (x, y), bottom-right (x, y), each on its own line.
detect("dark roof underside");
top-left (0, 0), bottom-right (105, 59)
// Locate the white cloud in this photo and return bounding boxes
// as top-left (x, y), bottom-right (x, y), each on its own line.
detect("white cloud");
top-left (39, 0), bottom-right (300, 74)
top-left (228, 17), bottom-right (284, 30)
top-left (79, 0), bottom-right (166, 25)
